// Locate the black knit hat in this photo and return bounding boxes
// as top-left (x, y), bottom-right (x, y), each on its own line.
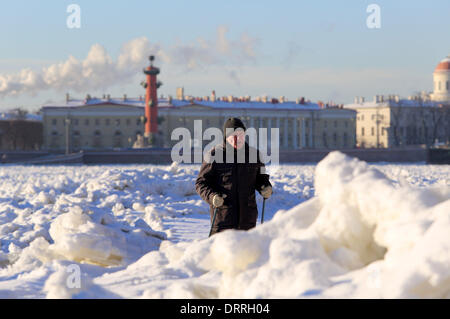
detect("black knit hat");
top-left (223, 117), bottom-right (246, 138)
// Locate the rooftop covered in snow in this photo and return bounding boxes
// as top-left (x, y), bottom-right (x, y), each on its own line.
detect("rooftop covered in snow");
top-left (42, 95), bottom-right (349, 111)
top-left (344, 94), bottom-right (446, 109)
top-left (0, 112), bottom-right (42, 121)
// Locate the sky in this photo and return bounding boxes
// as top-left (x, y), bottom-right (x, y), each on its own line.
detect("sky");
top-left (0, 0), bottom-right (449, 112)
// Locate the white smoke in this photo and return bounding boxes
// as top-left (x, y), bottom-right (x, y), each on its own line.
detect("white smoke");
top-left (0, 26), bottom-right (258, 97)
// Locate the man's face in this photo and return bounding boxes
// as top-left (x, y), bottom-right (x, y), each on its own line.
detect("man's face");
top-left (226, 129), bottom-right (245, 149)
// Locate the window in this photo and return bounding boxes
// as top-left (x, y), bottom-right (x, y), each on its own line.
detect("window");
top-left (93, 130), bottom-right (102, 148)
top-left (105, 119), bottom-right (110, 126)
top-left (371, 127), bottom-right (375, 136)
top-left (114, 131), bottom-right (122, 148)
top-left (447, 81), bottom-right (449, 90)
top-left (279, 119), bottom-right (284, 145)
top-left (115, 119), bottom-right (120, 126)
top-left (381, 128), bottom-right (384, 136)
top-left (52, 119), bottom-right (57, 125)
top-left (50, 131), bottom-right (59, 149)
top-left (137, 118), bottom-right (141, 125)
top-left (126, 118), bottom-right (131, 126)
top-left (287, 119), bottom-right (292, 147)
top-left (361, 127), bottom-right (365, 136)
top-left (95, 118), bottom-right (100, 126)
top-left (73, 131), bottom-right (81, 149)
top-left (85, 119), bottom-right (89, 126)
top-left (73, 119), bottom-right (79, 126)
top-left (343, 132), bottom-right (348, 147)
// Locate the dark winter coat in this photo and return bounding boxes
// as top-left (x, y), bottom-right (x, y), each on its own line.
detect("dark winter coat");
top-left (195, 142), bottom-right (271, 235)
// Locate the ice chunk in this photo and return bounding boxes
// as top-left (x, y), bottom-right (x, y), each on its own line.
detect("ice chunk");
top-left (49, 208), bottom-right (127, 266)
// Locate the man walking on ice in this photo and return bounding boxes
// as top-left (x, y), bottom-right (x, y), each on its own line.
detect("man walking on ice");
top-left (196, 117), bottom-right (272, 236)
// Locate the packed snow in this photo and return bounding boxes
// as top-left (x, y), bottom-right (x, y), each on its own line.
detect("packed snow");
top-left (0, 153), bottom-right (448, 298)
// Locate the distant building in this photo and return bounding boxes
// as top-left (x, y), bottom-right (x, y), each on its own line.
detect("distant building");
top-left (345, 96), bottom-right (448, 148)
top-left (160, 97), bottom-right (356, 150)
top-left (430, 55), bottom-right (450, 102)
top-left (41, 95), bottom-right (148, 152)
top-left (41, 93), bottom-right (357, 152)
top-left (0, 111), bottom-right (43, 151)
top-left (345, 55), bottom-right (450, 148)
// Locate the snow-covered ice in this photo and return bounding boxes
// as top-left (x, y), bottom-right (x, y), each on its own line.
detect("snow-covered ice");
top-left (0, 153), bottom-right (448, 298)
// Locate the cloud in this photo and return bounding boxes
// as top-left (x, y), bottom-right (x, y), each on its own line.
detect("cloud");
top-left (0, 27), bottom-right (259, 98)
top-left (164, 25), bottom-right (259, 72)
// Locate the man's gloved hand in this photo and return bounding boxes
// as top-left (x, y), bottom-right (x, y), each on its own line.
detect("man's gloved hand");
top-left (212, 194), bottom-right (227, 207)
top-left (260, 185), bottom-right (272, 199)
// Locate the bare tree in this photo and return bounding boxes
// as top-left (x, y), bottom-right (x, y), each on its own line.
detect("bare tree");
top-left (429, 107), bottom-right (444, 144)
top-left (418, 106), bottom-right (431, 146)
top-left (2, 120), bottom-right (42, 151)
top-left (13, 107), bottom-right (29, 120)
top-left (390, 104), bottom-right (404, 147)
top-left (443, 105), bottom-right (450, 144)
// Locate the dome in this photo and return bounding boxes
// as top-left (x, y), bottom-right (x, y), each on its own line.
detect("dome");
top-left (434, 55), bottom-right (450, 72)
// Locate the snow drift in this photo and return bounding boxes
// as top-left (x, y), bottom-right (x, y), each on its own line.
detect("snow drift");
top-left (0, 152), bottom-right (448, 298)
top-left (92, 151), bottom-right (450, 298)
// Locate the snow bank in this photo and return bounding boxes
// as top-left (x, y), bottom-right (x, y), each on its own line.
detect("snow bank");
top-left (5, 206), bottom-right (165, 275)
top-left (94, 151), bottom-right (450, 298)
top-left (0, 157), bottom-right (448, 298)
top-left (0, 163), bottom-right (206, 297)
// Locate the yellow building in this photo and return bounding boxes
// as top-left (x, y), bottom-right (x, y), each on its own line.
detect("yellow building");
top-left (346, 55), bottom-right (450, 148)
top-left (345, 95), bottom-right (449, 148)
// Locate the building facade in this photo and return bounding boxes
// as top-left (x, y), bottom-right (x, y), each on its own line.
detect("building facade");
top-left (346, 55), bottom-right (450, 148)
top-left (346, 97), bottom-right (449, 148)
top-left (42, 101), bottom-right (146, 152)
top-left (41, 95), bottom-right (356, 152)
